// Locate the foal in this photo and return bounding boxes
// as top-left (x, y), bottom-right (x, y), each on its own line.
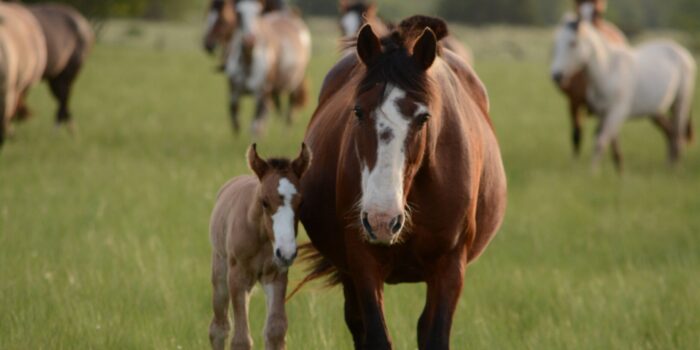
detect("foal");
top-left (209, 143), bottom-right (311, 350)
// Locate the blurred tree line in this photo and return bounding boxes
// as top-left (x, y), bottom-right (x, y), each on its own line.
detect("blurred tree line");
top-left (17, 0), bottom-right (195, 19)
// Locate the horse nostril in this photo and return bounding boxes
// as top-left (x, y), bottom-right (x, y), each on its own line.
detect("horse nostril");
top-left (361, 212), bottom-right (376, 239)
top-left (552, 72), bottom-right (563, 84)
top-left (275, 248), bottom-right (282, 259)
top-left (390, 215), bottom-right (403, 234)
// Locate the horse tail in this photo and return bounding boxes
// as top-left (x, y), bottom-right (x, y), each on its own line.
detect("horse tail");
top-left (70, 8), bottom-right (95, 60)
top-left (285, 242), bottom-right (340, 302)
top-left (290, 78), bottom-right (308, 109)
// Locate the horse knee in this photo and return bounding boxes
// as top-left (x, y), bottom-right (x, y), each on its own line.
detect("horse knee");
top-left (209, 319), bottom-right (230, 350)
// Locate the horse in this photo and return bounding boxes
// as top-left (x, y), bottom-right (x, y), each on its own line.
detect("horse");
top-left (337, 0), bottom-right (473, 66)
top-left (224, 0), bottom-right (310, 136)
top-left (28, 3), bottom-right (94, 130)
top-left (208, 143), bottom-right (311, 350)
top-left (551, 4), bottom-right (696, 171)
top-left (294, 16), bottom-right (507, 349)
top-left (0, 2), bottom-right (46, 147)
top-left (553, 0), bottom-right (627, 157)
top-left (203, 0), bottom-right (286, 69)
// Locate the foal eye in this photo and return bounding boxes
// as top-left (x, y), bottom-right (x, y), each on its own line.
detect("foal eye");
top-left (353, 106), bottom-right (364, 120)
top-left (416, 113), bottom-right (431, 125)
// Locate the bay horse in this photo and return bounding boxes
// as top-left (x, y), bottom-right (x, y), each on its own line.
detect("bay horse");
top-left (224, 0), bottom-right (310, 136)
top-left (551, 4), bottom-right (696, 170)
top-left (203, 0), bottom-right (286, 69)
top-left (0, 1), bottom-right (46, 147)
top-left (553, 0), bottom-right (627, 157)
top-left (29, 3), bottom-right (94, 130)
top-left (337, 0), bottom-right (473, 65)
top-left (295, 16), bottom-right (507, 349)
top-left (209, 143), bottom-right (311, 350)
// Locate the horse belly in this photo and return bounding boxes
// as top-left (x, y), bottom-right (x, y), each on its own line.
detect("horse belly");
top-left (631, 53), bottom-right (681, 116)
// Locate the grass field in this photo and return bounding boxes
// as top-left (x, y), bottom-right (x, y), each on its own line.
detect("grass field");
top-left (1, 17), bottom-right (700, 349)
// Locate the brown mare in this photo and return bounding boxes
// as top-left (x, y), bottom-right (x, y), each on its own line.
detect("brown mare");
top-left (0, 2), bottom-right (46, 147)
top-left (554, 0), bottom-right (626, 157)
top-left (295, 16), bottom-right (507, 349)
top-left (203, 0), bottom-right (286, 69)
top-left (338, 1), bottom-right (474, 65)
top-left (29, 3), bottom-right (94, 129)
top-left (222, 0), bottom-right (310, 136)
top-left (209, 144), bottom-right (311, 350)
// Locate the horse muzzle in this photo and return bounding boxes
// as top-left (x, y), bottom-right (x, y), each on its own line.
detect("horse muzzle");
top-left (274, 247), bottom-right (297, 268)
top-left (361, 211), bottom-right (405, 245)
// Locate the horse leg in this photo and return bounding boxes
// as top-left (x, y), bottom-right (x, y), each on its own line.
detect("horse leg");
top-left (251, 94), bottom-right (269, 137)
top-left (348, 265), bottom-right (391, 349)
top-left (209, 251), bottom-right (231, 350)
top-left (15, 89), bottom-right (31, 121)
top-left (651, 114), bottom-right (674, 160)
top-left (48, 58), bottom-right (81, 131)
top-left (286, 79), bottom-right (309, 126)
top-left (417, 248), bottom-right (466, 350)
top-left (229, 91), bottom-right (241, 134)
top-left (341, 276), bottom-right (365, 349)
top-left (669, 80), bottom-right (695, 164)
top-left (569, 99), bottom-right (583, 157)
top-left (229, 263), bottom-right (254, 350)
top-left (593, 106), bottom-right (627, 172)
top-left (610, 138), bottom-right (623, 174)
top-left (261, 271), bottom-right (288, 350)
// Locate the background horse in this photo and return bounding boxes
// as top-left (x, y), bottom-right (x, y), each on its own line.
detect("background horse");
top-left (29, 3), bottom-right (94, 130)
top-left (337, 0), bottom-right (473, 66)
top-left (551, 5), bottom-right (696, 170)
top-left (296, 16), bottom-right (506, 349)
top-left (0, 2), bottom-right (46, 147)
top-left (224, 0), bottom-right (310, 136)
top-left (203, 0), bottom-right (286, 69)
top-left (554, 0), bottom-right (627, 157)
top-left (209, 144), bottom-right (310, 350)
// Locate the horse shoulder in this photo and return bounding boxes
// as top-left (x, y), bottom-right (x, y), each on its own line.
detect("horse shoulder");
top-left (597, 19), bottom-right (627, 47)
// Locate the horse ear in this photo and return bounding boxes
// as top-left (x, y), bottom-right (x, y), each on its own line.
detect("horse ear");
top-left (412, 27), bottom-right (437, 71)
top-left (339, 0), bottom-right (348, 11)
top-left (357, 24), bottom-right (381, 66)
top-left (247, 143), bottom-right (269, 179)
top-left (292, 143), bottom-right (312, 178)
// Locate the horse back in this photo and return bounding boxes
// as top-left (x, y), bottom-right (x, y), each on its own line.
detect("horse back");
top-left (29, 3), bottom-right (94, 79)
top-left (210, 176), bottom-right (258, 257)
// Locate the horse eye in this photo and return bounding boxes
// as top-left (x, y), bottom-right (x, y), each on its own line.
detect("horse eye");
top-left (417, 113), bottom-right (431, 125)
top-left (262, 200), bottom-right (269, 209)
top-left (353, 106), bottom-right (364, 120)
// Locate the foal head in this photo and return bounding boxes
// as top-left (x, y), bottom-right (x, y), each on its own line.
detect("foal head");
top-left (203, 0), bottom-right (236, 53)
top-left (339, 0), bottom-right (377, 37)
top-left (550, 7), bottom-right (597, 88)
top-left (351, 18), bottom-right (445, 245)
top-left (248, 144), bottom-right (312, 268)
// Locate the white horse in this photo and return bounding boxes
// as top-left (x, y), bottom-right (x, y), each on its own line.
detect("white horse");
top-left (551, 6), bottom-right (696, 170)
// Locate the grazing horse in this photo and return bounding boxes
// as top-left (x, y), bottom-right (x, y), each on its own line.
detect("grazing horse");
top-left (295, 16), bottom-right (507, 349)
top-left (209, 143), bottom-right (311, 350)
top-left (0, 2), bottom-right (46, 147)
top-left (224, 0), bottom-right (310, 136)
top-left (551, 5), bottom-right (696, 170)
top-left (553, 0), bottom-right (627, 156)
top-left (29, 3), bottom-right (94, 129)
top-left (337, 0), bottom-right (473, 66)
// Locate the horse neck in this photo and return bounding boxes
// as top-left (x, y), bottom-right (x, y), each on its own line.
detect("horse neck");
top-left (247, 184), bottom-right (267, 239)
top-left (581, 23), bottom-right (616, 91)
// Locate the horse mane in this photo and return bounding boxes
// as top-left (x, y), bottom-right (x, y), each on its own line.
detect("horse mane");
top-left (266, 158), bottom-right (291, 170)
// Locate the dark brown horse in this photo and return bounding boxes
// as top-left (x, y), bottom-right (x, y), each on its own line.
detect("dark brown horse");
top-left (338, 0), bottom-right (473, 65)
top-left (28, 3), bottom-right (94, 129)
top-left (553, 0), bottom-right (626, 157)
top-left (295, 16), bottom-right (506, 349)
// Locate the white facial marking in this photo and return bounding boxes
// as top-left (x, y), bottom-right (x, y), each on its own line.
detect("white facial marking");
top-left (341, 12), bottom-right (362, 37)
top-left (236, 1), bottom-right (262, 36)
top-left (271, 178), bottom-right (297, 260)
top-left (579, 3), bottom-right (595, 21)
top-left (205, 10), bottom-right (219, 36)
top-left (551, 23), bottom-right (581, 82)
top-left (361, 86), bottom-right (419, 215)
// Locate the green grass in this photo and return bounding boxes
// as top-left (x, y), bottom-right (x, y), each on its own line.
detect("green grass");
top-left (1, 17), bottom-right (700, 349)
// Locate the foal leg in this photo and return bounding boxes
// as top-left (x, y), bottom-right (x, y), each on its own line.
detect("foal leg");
top-left (261, 271), bottom-right (289, 350)
top-left (417, 249), bottom-right (466, 350)
top-left (209, 251), bottom-right (231, 350)
top-left (229, 263), bottom-right (255, 350)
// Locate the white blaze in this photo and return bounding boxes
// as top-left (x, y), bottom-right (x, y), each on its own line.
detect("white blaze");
top-left (341, 12), bottom-right (362, 37)
top-left (205, 10), bottom-right (219, 37)
top-left (271, 178), bottom-right (297, 259)
top-left (360, 86), bottom-right (420, 215)
top-left (236, 1), bottom-right (262, 36)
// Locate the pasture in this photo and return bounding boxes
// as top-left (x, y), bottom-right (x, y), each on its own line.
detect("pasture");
top-left (1, 17), bottom-right (699, 349)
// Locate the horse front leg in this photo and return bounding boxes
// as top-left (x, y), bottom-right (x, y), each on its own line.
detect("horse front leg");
top-left (229, 263), bottom-right (255, 350)
top-left (261, 271), bottom-right (289, 350)
top-left (251, 93), bottom-right (269, 137)
top-left (209, 251), bottom-right (231, 350)
top-left (228, 89), bottom-right (241, 134)
top-left (349, 268), bottom-right (391, 349)
top-left (341, 275), bottom-right (365, 349)
top-left (569, 99), bottom-right (584, 157)
top-left (593, 106), bottom-right (627, 173)
top-left (417, 248), bottom-right (467, 350)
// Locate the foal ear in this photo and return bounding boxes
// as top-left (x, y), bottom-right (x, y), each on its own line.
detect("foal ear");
top-left (357, 24), bottom-right (381, 67)
top-left (412, 27), bottom-right (437, 71)
top-left (247, 143), bottom-right (269, 179)
top-left (292, 143), bottom-right (312, 179)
